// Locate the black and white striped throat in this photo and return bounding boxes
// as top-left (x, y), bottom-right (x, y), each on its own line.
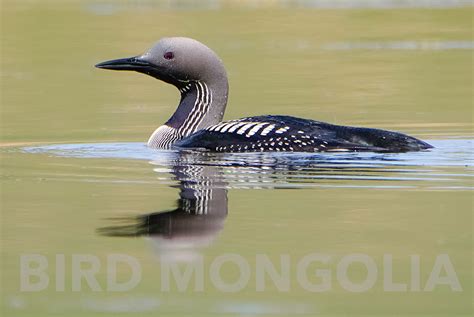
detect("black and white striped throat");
top-left (177, 81), bottom-right (213, 138)
top-left (148, 81), bottom-right (212, 149)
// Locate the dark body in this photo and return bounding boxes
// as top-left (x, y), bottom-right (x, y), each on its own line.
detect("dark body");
top-left (175, 115), bottom-right (432, 153)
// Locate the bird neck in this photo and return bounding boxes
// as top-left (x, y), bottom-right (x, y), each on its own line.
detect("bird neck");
top-left (147, 78), bottom-right (229, 148)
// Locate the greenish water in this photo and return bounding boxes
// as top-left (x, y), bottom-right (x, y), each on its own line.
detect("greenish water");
top-left (1, 1), bottom-right (473, 316)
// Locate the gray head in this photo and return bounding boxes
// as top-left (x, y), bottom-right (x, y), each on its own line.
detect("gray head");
top-left (96, 37), bottom-right (227, 89)
top-left (96, 37), bottom-right (229, 148)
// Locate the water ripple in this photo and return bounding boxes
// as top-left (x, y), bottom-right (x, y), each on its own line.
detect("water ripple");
top-left (20, 139), bottom-right (473, 190)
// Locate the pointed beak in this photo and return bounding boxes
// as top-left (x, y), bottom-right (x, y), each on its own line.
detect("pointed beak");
top-left (95, 56), bottom-right (154, 72)
top-left (95, 55), bottom-right (177, 85)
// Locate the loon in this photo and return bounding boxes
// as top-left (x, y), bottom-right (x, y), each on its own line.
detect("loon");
top-left (96, 37), bottom-right (432, 153)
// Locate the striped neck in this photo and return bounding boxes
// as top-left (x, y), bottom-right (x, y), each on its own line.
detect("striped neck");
top-left (169, 81), bottom-right (213, 136)
top-left (148, 80), bottom-right (227, 148)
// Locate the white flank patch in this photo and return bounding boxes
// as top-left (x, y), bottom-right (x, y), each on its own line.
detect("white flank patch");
top-left (228, 122), bottom-right (248, 133)
top-left (219, 122), bottom-right (239, 133)
top-left (236, 122), bottom-right (259, 135)
top-left (246, 123), bottom-right (268, 137)
top-left (260, 124), bottom-right (275, 136)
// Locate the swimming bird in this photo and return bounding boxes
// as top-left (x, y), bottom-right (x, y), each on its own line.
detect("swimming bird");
top-left (95, 37), bottom-right (432, 153)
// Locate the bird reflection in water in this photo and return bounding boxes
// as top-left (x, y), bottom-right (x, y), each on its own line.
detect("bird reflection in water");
top-left (98, 151), bottom-right (228, 262)
top-left (98, 149), bottom-right (437, 261)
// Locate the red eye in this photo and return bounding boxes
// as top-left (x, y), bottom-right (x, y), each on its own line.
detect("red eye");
top-left (163, 52), bottom-right (174, 60)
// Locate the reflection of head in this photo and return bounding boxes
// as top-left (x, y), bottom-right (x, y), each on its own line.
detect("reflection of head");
top-left (98, 156), bottom-right (228, 263)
